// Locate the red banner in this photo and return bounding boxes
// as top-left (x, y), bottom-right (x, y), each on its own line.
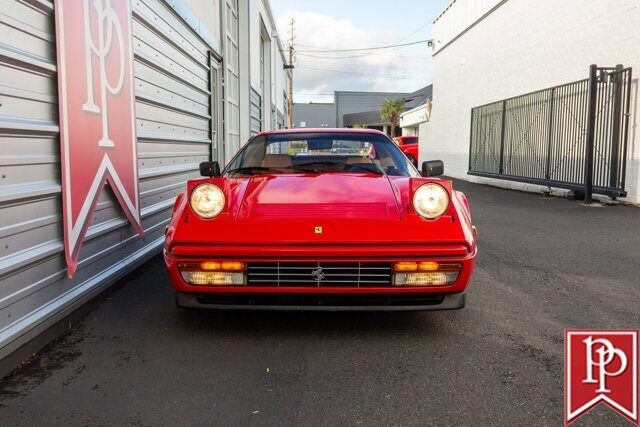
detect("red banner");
top-left (565, 330), bottom-right (639, 425)
top-left (55, 0), bottom-right (143, 277)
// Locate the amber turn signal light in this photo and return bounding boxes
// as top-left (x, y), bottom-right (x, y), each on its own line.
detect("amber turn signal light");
top-left (199, 261), bottom-right (245, 271)
top-left (178, 261), bottom-right (246, 286)
top-left (393, 261), bottom-right (458, 272)
top-left (393, 262), bottom-right (462, 286)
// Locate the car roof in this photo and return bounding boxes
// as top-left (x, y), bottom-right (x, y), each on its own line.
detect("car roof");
top-left (256, 127), bottom-right (388, 137)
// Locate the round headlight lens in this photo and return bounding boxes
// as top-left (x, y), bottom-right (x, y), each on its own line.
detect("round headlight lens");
top-left (413, 183), bottom-right (449, 219)
top-left (190, 184), bottom-right (225, 218)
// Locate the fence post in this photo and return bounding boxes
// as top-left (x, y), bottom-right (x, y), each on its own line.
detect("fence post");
top-left (545, 88), bottom-right (555, 179)
top-left (620, 67), bottom-right (632, 193)
top-left (584, 64), bottom-right (598, 203)
top-left (468, 109), bottom-right (474, 172)
top-left (609, 64), bottom-right (623, 190)
top-left (498, 100), bottom-right (507, 174)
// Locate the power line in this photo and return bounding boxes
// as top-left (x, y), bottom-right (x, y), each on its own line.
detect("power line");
top-left (301, 58), bottom-right (432, 71)
top-left (297, 52), bottom-right (432, 60)
top-left (298, 65), bottom-right (428, 80)
top-left (296, 39), bottom-right (431, 53)
top-left (393, 21), bottom-right (432, 44)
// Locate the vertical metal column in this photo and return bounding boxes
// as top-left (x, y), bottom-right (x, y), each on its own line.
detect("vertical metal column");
top-left (584, 64), bottom-right (598, 204)
top-left (208, 52), bottom-right (215, 162)
top-left (468, 109), bottom-right (475, 171)
top-left (620, 67), bottom-right (632, 192)
top-left (544, 88), bottom-right (555, 179)
top-left (498, 100), bottom-right (507, 174)
top-left (609, 64), bottom-right (623, 190)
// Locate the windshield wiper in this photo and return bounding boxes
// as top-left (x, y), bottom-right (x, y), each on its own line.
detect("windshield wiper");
top-left (295, 161), bottom-right (385, 175)
top-left (226, 166), bottom-right (286, 175)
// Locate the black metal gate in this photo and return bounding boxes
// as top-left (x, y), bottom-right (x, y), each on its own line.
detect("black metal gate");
top-left (468, 65), bottom-right (632, 202)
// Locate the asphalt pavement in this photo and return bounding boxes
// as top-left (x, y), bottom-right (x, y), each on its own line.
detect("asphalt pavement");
top-left (0, 180), bottom-right (638, 426)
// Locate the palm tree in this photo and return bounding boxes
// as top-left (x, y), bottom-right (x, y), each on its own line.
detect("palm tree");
top-left (379, 98), bottom-right (405, 137)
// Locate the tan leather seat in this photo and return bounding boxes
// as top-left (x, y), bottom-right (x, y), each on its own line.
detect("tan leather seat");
top-left (377, 155), bottom-right (395, 168)
top-left (262, 154), bottom-right (292, 170)
top-left (346, 156), bottom-right (373, 164)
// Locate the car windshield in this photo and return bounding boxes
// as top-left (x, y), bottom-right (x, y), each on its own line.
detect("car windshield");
top-left (225, 132), bottom-right (419, 177)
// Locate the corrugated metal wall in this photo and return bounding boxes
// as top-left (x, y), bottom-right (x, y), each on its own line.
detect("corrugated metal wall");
top-left (335, 92), bottom-right (410, 127)
top-left (250, 86), bottom-right (262, 135)
top-left (0, 0), bottom-right (215, 360)
top-left (277, 110), bottom-right (284, 129)
top-left (293, 103), bottom-right (337, 128)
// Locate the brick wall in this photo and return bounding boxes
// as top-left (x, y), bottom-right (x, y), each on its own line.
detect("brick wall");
top-left (425, 0), bottom-right (640, 203)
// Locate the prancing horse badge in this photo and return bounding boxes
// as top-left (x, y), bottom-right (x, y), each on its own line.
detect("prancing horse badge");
top-left (314, 226), bottom-right (323, 234)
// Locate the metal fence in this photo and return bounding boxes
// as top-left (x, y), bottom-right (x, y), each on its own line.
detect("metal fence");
top-left (469, 65), bottom-right (632, 201)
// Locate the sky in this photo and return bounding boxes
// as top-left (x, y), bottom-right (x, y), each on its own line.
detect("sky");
top-left (271, 0), bottom-right (451, 103)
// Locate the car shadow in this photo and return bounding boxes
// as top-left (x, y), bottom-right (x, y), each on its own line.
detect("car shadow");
top-left (173, 306), bottom-right (458, 339)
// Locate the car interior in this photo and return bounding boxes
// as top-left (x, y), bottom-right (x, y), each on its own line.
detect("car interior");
top-left (260, 153), bottom-right (398, 174)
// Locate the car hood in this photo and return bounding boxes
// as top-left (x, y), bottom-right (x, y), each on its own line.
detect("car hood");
top-left (167, 174), bottom-right (474, 251)
top-left (234, 174), bottom-right (402, 221)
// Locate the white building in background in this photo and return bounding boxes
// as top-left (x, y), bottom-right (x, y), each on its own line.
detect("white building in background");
top-left (223, 0), bottom-right (292, 162)
top-left (400, 100), bottom-right (432, 141)
top-left (0, 0), bottom-right (289, 369)
top-left (425, 0), bottom-right (639, 203)
top-left (399, 86), bottom-right (432, 165)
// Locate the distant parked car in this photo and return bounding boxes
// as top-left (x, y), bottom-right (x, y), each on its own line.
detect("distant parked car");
top-left (394, 136), bottom-right (419, 166)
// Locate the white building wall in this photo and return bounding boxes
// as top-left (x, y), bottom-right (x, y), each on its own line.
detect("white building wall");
top-left (238, 0), bottom-right (289, 136)
top-left (182, 0), bottom-right (221, 37)
top-left (275, 50), bottom-right (285, 113)
top-left (248, 0), bottom-right (270, 130)
top-left (426, 0), bottom-right (640, 203)
top-left (220, 0), bottom-right (288, 158)
top-left (432, 0), bottom-right (503, 54)
top-left (238, 0), bottom-right (251, 147)
top-left (418, 121), bottom-right (430, 160)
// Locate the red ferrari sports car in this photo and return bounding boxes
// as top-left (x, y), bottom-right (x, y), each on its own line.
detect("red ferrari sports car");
top-left (393, 136), bottom-right (419, 166)
top-left (164, 128), bottom-right (477, 311)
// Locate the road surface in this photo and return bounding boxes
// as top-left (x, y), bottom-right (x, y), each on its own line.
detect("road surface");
top-left (1, 181), bottom-right (638, 425)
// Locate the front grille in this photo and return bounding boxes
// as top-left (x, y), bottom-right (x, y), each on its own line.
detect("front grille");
top-left (247, 262), bottom-right (393, 287)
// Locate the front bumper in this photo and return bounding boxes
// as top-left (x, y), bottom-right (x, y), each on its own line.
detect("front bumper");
top-left (175, 291), bottom-right (466, 311)
top-left (164, 243), bottom-right (477, 311)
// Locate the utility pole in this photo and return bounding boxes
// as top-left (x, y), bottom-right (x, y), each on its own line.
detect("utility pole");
top-left (284, 18), bottom-right (295, 128)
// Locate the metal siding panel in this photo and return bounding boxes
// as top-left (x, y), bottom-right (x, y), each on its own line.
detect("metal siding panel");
top-left (134, 60), bottom-right (210, 111)
top-left (335, 92), bottom-right (410, 127)
top-left (0, 1), bottom-right (55, 61)
top-left (250, 86), bottom-right (262, 135)
top-left (134, 0), bottom-right (210, 65)
top-left (293, 103), bottom-right (337, 128)
top-left (277, 110), bottom-right (284, 129)
top-left (0, 0), bottom-right (212, 360)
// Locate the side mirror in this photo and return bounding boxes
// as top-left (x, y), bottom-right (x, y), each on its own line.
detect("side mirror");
top-left (421, 160), bottom-right (444, 177)
top-left (199, 161), bottom-right (221, 177)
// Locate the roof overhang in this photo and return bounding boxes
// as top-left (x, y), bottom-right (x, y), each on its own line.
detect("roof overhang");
top-left (400, 101), bottom-right (432, 127)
